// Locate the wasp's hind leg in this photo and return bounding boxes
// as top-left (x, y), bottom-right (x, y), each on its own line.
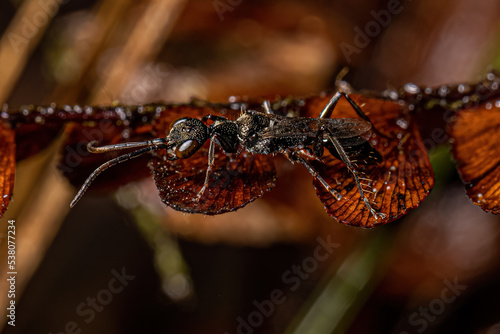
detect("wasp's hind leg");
top-left (319, 92), bottom-right (384, 220)
top-left (263, 100), bottom-right (285, 116)
top-left (325, 132), bottom-right (385, 220)
top-left (342, 93), bottom-right (371, 122)
top-left (319, 91), bottom-right (372, 123)
top-left (319, 92), bottom-right (342, 119)
top-left (286, 150), bottom-right (342, 201)
top-left (195, 138), bottom-right (216, 201)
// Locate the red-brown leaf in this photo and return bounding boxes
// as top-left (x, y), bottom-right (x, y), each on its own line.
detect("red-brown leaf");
top-left (449, 99), bottom-right (500, 214)
top-left (58, 122), bottom-right (153, 191)
top-left (54, 104), bottom-right (169, 190)
top-left (304, 94), bottom-right (435, 227)
top-left (150, 149), bottom-right (276, 214)
top-left (8, 104), bottom-right (162, 161)
top-left (0, 122), bottom-right (16, 218)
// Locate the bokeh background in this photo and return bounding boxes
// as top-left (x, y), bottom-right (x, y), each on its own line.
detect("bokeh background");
top-left (1, 0), bottom-right (500, 333)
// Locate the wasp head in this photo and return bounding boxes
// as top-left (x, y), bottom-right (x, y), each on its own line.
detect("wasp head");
top-left (165, 117), bottom-right (209, 160)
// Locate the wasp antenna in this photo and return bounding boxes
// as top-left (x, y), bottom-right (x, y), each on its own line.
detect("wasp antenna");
top-left (70, 146), bottom-right (156, 207)
top-left (87, 138), bottom-right (165, 153)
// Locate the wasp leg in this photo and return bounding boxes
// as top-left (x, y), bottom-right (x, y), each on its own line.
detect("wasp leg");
top-left (342, 93), bottom-right (371, 122)
top-left (319, 91), bottom-right (342, 119)
top-left (319, 91), bottom-right (372, 123)
top-left (196, 138), bottom-right (216, 201)
top-left (286, 150), bottom-right (342, 201)
top-left (70, 146), bottom-right (156, 208)
top-left (326, 132), bottom-right (385, 220)
top-left (263, 100), bottom-right (273, 114)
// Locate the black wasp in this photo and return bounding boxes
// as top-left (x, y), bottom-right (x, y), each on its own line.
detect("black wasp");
top-left (70, 92), bottom-right (386, 220)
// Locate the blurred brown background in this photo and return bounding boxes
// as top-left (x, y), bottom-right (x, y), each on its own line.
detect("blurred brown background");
top-left (1, 0), bottom-right (500, 333)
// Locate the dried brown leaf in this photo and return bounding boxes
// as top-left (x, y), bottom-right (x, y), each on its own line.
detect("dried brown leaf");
top-left (304, 94), bottom-right (434, 227)
top-left (449, 99), bottom-right (500, 214)
top-left (0, 122), bottom-right (15, 217)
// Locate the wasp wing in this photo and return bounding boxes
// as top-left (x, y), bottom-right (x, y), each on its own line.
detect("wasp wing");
top-left (321, 118), bottom-right (372, 138)
top-left (260, 117), bottom-right (372, 140)
top-left (325, 136), bottom-right (382, 165)
top-left (319, 118), bottom-right (381, 165)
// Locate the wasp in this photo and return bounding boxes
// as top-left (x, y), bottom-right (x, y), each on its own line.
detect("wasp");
top-left (70, 92), bottom-right (385, 220)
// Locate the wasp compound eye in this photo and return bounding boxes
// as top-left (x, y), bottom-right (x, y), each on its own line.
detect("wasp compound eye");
top-left (170, 117), bottom-right (191, 130)
top-left (174, 139), bottom-right (201, 159)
